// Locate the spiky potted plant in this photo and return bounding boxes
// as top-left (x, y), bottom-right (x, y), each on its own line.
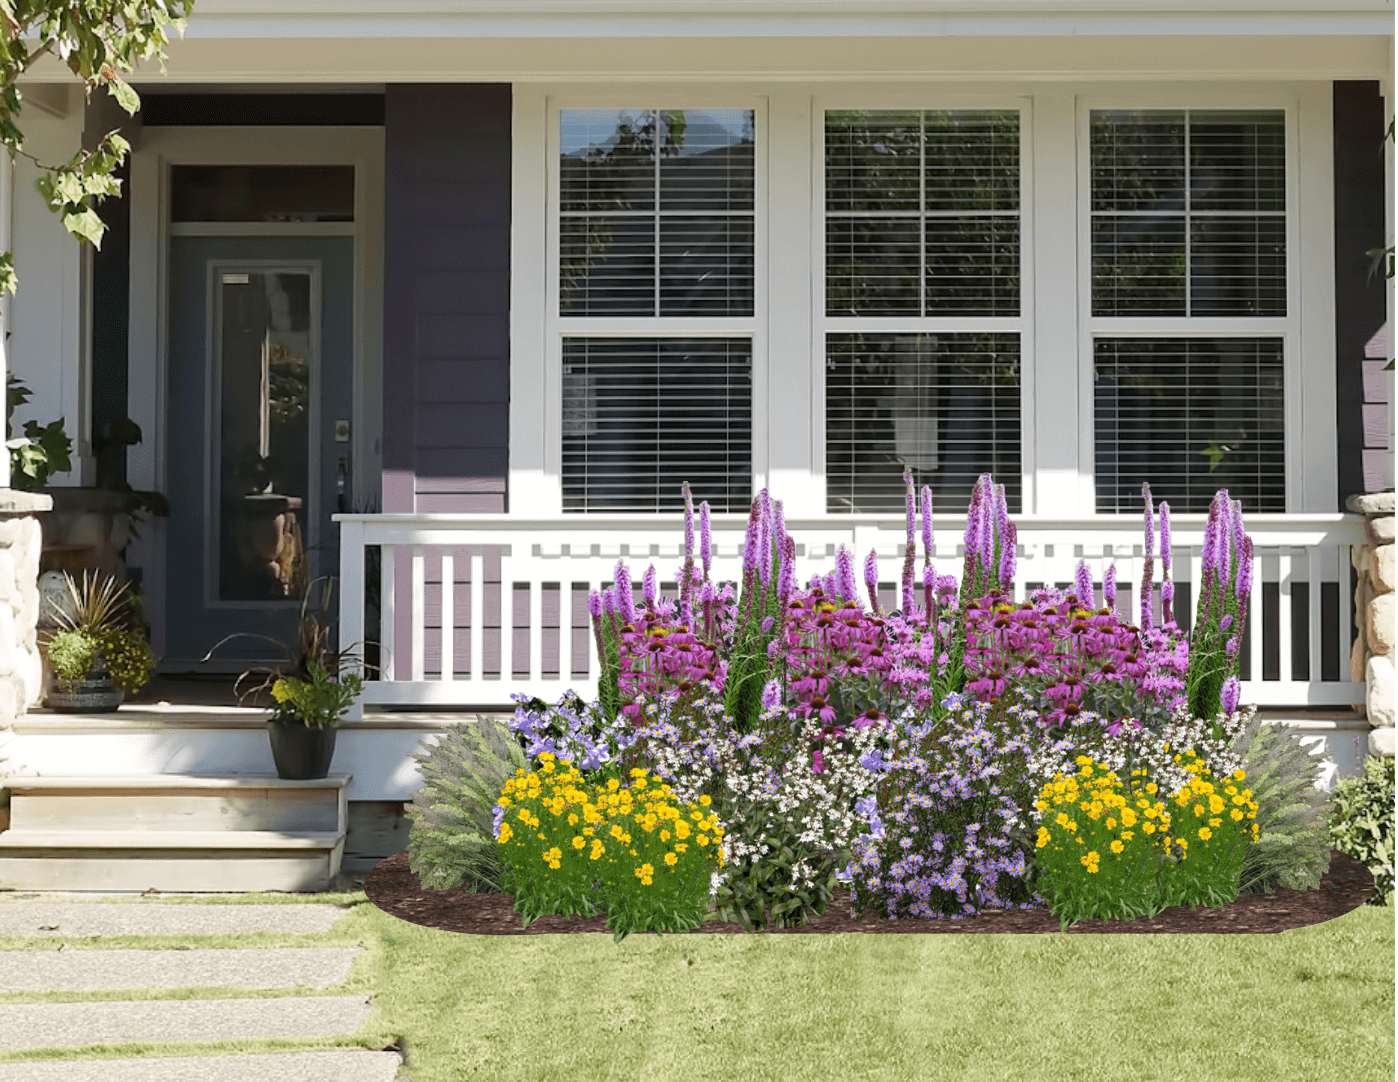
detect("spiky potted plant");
top-left (42, 571), bottom-right (156, 712)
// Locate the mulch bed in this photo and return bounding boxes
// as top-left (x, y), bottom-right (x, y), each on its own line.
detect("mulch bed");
top-left (365, 848), bottom-right (1375, 936)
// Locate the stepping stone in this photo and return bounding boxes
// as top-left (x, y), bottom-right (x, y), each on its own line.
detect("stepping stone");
top-left (0, 995), bottom-right (373, 1050)
top-left (0, 903), bottom-right (348, 939)
top-left (0, 947), bottom-right (362, 991)
top-left (0, 1050), bottom-right (403, 1082)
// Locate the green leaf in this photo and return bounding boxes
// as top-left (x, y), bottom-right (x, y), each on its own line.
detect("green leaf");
top-left (107, 76), bottom-right (139, 116)
top-left (61, 206), bottom-right (106, 248)
top-left (0, 250), bottom-right (15, 296)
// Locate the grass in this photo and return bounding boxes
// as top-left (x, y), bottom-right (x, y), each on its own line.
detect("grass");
top-left (0, 888), bottom-right (1392, 1081)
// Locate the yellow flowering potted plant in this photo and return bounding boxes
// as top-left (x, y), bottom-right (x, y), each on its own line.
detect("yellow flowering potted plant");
top-left (42, 571), bottom-right (156, 712)
top-left (265, 660), bottom-right (364, 780)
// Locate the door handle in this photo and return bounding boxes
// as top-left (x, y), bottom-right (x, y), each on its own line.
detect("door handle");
top-left (336, 452), bottom-right (350, 514)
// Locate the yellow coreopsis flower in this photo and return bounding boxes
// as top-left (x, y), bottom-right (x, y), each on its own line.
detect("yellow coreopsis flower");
top-left (1198, 827), bottom-right (1212, 841)
top-left (572, 836), bottom-right (586, 850)
top-left (1110, 840), bottom-right (1124, 854)
top-left (664, 852), bottom-right (679, 866)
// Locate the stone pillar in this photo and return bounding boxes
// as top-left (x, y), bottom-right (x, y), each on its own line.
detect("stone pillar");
top-left (1348, 491), bottom-right (1395, 757)
top-left (0, 490), bottom-right (52, 832)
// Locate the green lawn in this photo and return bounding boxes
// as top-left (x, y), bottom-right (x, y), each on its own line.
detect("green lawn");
top-left (1, 890), bottom-right (1392, 1081)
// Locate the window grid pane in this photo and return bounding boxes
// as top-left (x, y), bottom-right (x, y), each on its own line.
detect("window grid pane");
top-left (826, 109), bottom-right (1021, 317)
top-left (562, 338), bottom-right (753, 513)
top-left (1091, 109), bottom-right (1286, 317)
top-left (560, 109), bottom-right (755, 317)
top-left (1093, 337), bottom-right (1285, 514)
top-left (826, 333), bottom-right (1022, 514)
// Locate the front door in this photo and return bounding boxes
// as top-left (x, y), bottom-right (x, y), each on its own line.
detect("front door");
top-left (164, 236), bottom-right (354, 667)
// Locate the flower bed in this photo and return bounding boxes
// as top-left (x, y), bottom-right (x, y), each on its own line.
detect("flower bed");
top-left (416, 474), bottom-right (1341, 938)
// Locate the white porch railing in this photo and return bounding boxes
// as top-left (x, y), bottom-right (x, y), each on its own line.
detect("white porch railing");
top-left (334, 512), bottom-right (1368, 718)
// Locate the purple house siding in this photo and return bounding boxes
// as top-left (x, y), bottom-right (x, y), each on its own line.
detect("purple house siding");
top-left (382, 83), bottom-right (512, 515)
top-left (1333, 80), bottom-right (1389, 504)
top-left (382, 85), bottom-right (516, 684)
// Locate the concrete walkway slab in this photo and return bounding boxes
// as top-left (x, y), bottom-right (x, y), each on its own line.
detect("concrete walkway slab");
top-left (0, 904), bottom-right (349, 939)
top-left (0, 947), bottom-right (362, 991)
top-left (0, 1050), bottom-right (403, 1082)
top-left (0, 995), bottom-right (373, 1050)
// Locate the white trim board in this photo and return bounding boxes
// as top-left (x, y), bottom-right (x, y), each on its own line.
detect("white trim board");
top-left (125, 125), bottom-right (385, 658)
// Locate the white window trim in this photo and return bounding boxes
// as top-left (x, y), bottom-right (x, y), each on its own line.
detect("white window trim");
top-left (515, 85), bottom-right (769, 516)
top-left (812, 92), bottom-right (1035, 517)
top-left (1074, 86), bottom-right (1334, 516)
top-left (509, 81), bottom-right (1337, 521)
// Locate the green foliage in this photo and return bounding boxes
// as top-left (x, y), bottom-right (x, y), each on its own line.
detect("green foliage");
top-left (0, 0), bottom-right (194, 296)
top-left (1330, 753), bottom-right (1395, 907)
top-left (708, 792), bottom-right (844, 931)
top-left (268, 660), bottom-right (363, 727)
top-left (6, 375), bottom-right (71, 489)
top-left (1230, 713), bottom-right (1333, 895)
top-left (45, 627), bottom-right (96, 681)
top-left (404, 717), bottom-right (528, 893)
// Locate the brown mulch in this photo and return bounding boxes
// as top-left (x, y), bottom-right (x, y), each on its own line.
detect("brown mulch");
top-left (365, 848), bottom-right (1376, 936)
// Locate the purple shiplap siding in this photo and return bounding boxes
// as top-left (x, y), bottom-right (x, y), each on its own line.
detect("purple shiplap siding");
top-left (382, 86), bottom-right (513, 693)
top-left (383, 84), bottom-right (511, 514)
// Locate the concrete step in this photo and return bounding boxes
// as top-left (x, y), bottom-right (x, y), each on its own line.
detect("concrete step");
top-left (0, 902), bottom-right (350, 938)
top-left (0, 1050), bottom-right (403, 1082)
top-left (0, 833), bottom-right (346, 893)
top-left (0, 994), bottom-right (374, 1050)
top-left (0, 947), bottom-right (362, 991)
top-left (4, 775), bottom-right (351, 835)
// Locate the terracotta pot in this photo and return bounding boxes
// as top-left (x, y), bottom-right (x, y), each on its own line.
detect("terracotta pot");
top-left (267, 717), bottom-right (338, 780)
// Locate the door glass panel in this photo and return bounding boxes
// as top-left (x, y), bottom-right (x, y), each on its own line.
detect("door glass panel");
top-left (172, 166), bottom-right (355, 222)
top-left (216, 269), bottom-right (313, 601)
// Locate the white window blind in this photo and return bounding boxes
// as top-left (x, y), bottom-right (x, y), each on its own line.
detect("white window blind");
top-left (561, 338), bottom-right (752, 512)
top-left (823, 109), bottom-right (1024, 513)
top-left (1089, 108), bottom-right (1289, 513)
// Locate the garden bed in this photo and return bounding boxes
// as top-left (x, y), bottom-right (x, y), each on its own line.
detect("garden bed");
top-left (366, 847), bottom-right (1374, 937)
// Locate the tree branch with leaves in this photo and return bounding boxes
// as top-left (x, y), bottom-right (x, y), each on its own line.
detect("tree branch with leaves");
top-left (0, 0), bottom-right (194, 297)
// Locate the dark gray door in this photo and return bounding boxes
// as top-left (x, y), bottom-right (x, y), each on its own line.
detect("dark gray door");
top-left (164, 235), bottom-right (354, 666)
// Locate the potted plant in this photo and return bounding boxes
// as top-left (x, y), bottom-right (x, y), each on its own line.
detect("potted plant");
top-left (42, 571), bottom-right (156, 712)
top-left (206, 577), bottom-right (366, 780)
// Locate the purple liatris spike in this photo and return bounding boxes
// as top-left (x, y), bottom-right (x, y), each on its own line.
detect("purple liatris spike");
top-left (642, 564), bottom-right (658, 610)
top-left (699, 501), bottom-right (713, 578)
top-left (1161, 577), bottom-right (1175, 626)
top-left (1230, 498), bottom-right (1246, 576)
top-left (774, 499), bottom-right (788, 559)
top-left (601, 586), bottom-right (616, 615)
top-left (758, 489), bottom-right (772, 581)
top-left (836, 546), bottom-right (857, 601)
top-left (923, 563), bottom-right (936, 616)
top-left (920, 486), bottom-right (934, 566)
top-left (993, 481), bottom-right (1009, 559)
top-left (999, 520), bottom-right (1016, 594)
top-left (964, 477), bottom-right (984, 561)
top-left (588, 589), bottom-right (603, 620)
top-left (1075, 560), bottom-right (1092, 606)
top-left (1235, 533), bottom-right (1253, 604)
top-left (614, 561), bottom-right (635, 624)
top-left (1159, 500), bottom-right (1172, 577)
top-left (742, 496), bottom-right (762, 573)
top-left (683, 482), bottom-right (695, 559)
top-left (761, 678), bottom-right (782, 711)
top-left (1225, 636), bottom-right (1239, 661)
top-left (1104, 564), bottom-right (1117, 611)
top-left (904, 466), bottom-right (916, 547)
top-left (778, 536), bottom-right (796, 607)
top-left (823, 571), bottom-right (838, 598)
top-left (980, 482), bottom-right (997, 573)
top-left (864, 549), bottom-right (881, 614)
top-left (1220, 675), bottom-right (1240, 715)
top-left (1139, 484), bottom-right (1155, 633)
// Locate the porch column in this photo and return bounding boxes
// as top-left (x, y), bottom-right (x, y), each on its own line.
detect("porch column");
top-left (6, 83), bottom-right (90, 486)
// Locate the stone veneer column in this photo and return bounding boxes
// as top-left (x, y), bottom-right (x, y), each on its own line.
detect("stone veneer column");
top-left (0, 490), bottom-right (51, 833)
top-left (1348, 491), bottom-right (1395, 757)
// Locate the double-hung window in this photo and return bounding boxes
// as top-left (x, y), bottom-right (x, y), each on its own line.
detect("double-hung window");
top-left (1087, 107), bottom-right (1290, 513)
top-left (556, 107), bottom-right (758, 512)
top-left (821, 107), bottom-right (1027, 514)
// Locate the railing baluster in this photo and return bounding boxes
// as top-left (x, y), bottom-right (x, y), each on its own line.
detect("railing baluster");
top-left (1247, 545), bottom-right (1262, 687)
top-left (1337, 541), bottom-right (1353, 686)
top-left (529, 574), bottom-right (544, 685)
top-left (500, 549), bottom-right (516, 684)
top-left (469, 547), bottom-right (484, 684)
top-left (411, 546), bottom-right (425, 682)
top-left (441, 550), bottom-right (455, 683)
top-left (338, 520), bottom-right (365, 719)
top-left (1308, 541), bottom-right (1322, 690)
top-left (561, 581), bottom-right (576, 687)
top-left (1278, 548), bottom-right (1293, 686)
top-left (380, 543), bottom-right (395, 682)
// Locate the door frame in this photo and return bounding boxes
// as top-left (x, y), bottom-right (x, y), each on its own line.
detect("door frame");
top-left (127, 125), bottom-right (385, 663)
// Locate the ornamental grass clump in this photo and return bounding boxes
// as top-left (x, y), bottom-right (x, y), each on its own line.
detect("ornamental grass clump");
top-left (493, 752), bottom-right (724, 942)
top-left (846, 689), bottom-right (1052, 921)
top-left (1031, 756), bottom-right (1175, 930)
